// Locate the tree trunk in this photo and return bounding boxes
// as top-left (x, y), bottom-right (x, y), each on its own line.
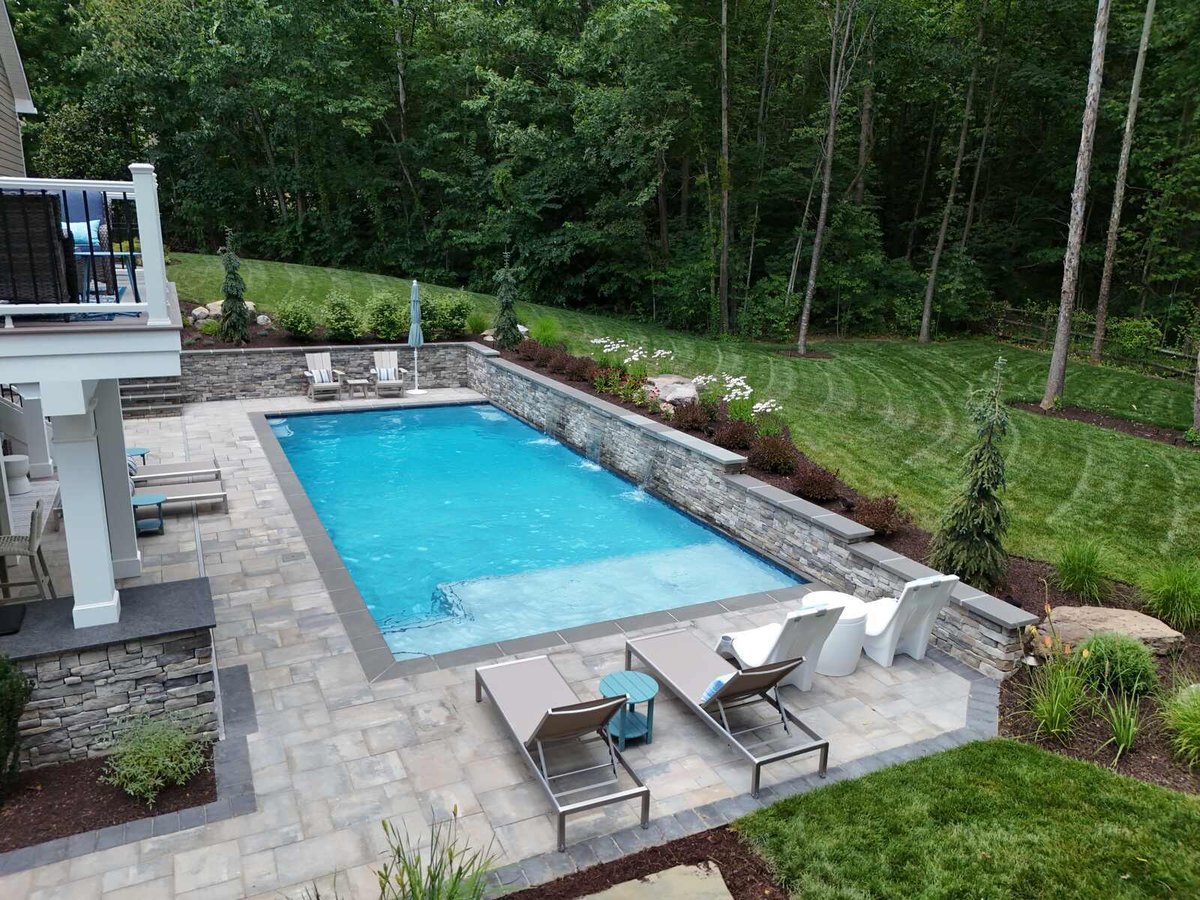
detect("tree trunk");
top-left (680, 157), bottom-right (690, 229)
top-left (787, 161), bottom-right (821, 296)
top-left (961, 0), bottom-right (1011, 250)
top-left (1194, 338), bottom-right (1200, 431)
top-left (1041, 0), bottom-right (1113, 409)
top-left (852, 49), bottom-right (875, 205)
top-left (1091, 0), bottom-right (1155, 364)
top-left (718, 0), bottom-right (731, 333)
top-left (392, 0), bottom-right (409, 140)
top-left (906, 111), bottom-right (938, 261)
top-left (919, 0), bottom-right (988, 344)
top-left (657, 152), bottom-right (670, 257)
top-left (743, 0), bottom-right (779, 293)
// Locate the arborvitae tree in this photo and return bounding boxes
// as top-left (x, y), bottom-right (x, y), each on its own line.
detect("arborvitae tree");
top-left (929, 357), bottom-right (1010, 589)
top-left (0, 654), bottom-right (32, 800)
top-left (493, 253), bottom-right (522, 350)
top-left (218, 229), bottom-right (250, 345)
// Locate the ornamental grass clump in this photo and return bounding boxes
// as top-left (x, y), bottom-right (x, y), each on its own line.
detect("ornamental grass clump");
top-left (0, 654), bottom-right (32, 801)
top-left (1027, 655), bottom-right (1086, 744)
top-left (1141, 561), bottom-right (1200, 632)
top-left (928, 357), bottom-right (1009, 590)
top-left (1054, 539), bottom-right (1109, 603)
top-left (101, 716), bottom-right (208, 807)
top-left (376, 813), bottom-right (495, 900)
top-left (1078, 633), bottom-right (1156, 697)
top-left (1161, 680), bottom-right (1200, 769)
top-left (1097, 689), bottom-right (1140, 764)
top-left (528, 316), bottom-right (564, 347)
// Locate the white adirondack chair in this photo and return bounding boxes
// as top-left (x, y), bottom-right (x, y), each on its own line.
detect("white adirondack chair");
top-left (303, 352), bottom-right (343, 401)
top-left (371, 350), bottom-right (408, 397)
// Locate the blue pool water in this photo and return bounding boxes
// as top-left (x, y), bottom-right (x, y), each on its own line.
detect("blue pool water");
top-left (274, 404), bottom-right (801, 657)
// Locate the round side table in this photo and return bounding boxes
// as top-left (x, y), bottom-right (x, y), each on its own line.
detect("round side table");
top-left (132, 494), bottom-right (166, 535)
top-left (598, 670), bottom-right (659, 751)
top-left (126, 447), bottom-right (151, 465)
top-left (803, 591), bottom-right (869, 676)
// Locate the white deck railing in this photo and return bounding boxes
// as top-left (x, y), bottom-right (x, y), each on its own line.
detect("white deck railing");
top-left (0, 163), bottom-right (170, 327)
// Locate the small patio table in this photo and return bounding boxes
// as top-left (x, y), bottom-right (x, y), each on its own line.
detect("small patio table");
top-left (599, 670), bottom-right (659, 751)
top-left (126, 447), bottom-right (151, 464)
top-left (343, 378), bottom-right (371, 400)
top-left (132, 494), bottom-right (166, 535)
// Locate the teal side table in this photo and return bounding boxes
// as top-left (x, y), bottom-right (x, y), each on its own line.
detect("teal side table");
top-left (126, 447), bottom-right (151, 464)
top-left (599, 670), bottom-right (659, 751)
top-left (132, 494), bottom-right (166, 535)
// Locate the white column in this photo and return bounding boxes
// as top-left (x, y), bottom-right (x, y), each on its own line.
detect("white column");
top-left (94, 379), bottom-right (140, 580)
top-left (21, 396), bottom-right (53, 479)
top-left (128, 163), bottom-right (170, 326)
top-left (50, 410), bottom-right (121, 627)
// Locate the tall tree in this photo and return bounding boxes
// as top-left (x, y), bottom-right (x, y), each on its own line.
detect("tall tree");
top-left (960, 0), bottom-right (1012, 249)
top-left (217, 230), bottom-right (250, 345)
top-left (796, 0), bottom-right (867, 355)
top-left (919, 0), bottom-right (989, 344)
top-left (1041, 0), bottom-right (1114, 409)
top-left (718, 0), bottom-right (732, 333)
top-left (1090, 0), bottom-right (1156, 364)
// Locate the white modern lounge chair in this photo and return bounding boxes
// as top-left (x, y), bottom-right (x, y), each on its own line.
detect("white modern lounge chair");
top-left (718, 603), bottom-right (845, 691)
top-left (370, 350), bottom-right (408, 398)
top-left (303, 352), bottom-right (343, 401)
top-left (862, 574), bottom-right (959, 667)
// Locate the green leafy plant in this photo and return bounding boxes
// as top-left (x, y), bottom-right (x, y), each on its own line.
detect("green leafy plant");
top-left (1161, 679), bottom-right (1200, 769)
top-left (1078, 633), bottom-right (1156, 696)
top-left (466, 311), bottom-right (488, 334)
top-left (929, 358), bottom-right (1010, 590)
top-left (1027, 656), bottom-right (1086, 744)
top-left (376, 813), bottom-right (495, 900)
top-left (217, 228), bottom-right (250, 345)
top-left (528, 315), bottom-right (564, 347)
top-left (790, 459), bottom-right (840, 502)
top-left (368, 291), bottom-right (410, 342)
top-left (1096, 690), bottom-right (1140, 764)
top-left (854, 496), bottom-right (910, 537)
top-left (492, 253), bottom-right (522, 350)
top-left (324, 290), bottom-right (363, 342)
top-left (198, 318), bottom-right (221, 336)
top-left (748, 434), bottom-right (798, 475)
top-left (1185, 427), bottom-right (1200, 447)
top-left (100, 716), bottom-right (208, 806)
top-left (277, 301), bottom-right (317, 339)
top-left (422, 294), bottom-right (472, 339)
top-left (1141, 561), bottom-right (1200, 631)
top-left (0, 655), bottom-right (32, 800)
top-left (1054, 539), bottom-right (1109, 604)
top-left (726, 397), bottom-right (755, 423)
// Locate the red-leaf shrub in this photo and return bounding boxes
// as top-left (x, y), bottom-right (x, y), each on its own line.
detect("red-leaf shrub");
top-left (517, 339), bottom-right (541, 360)
top-left (854, 495), bottom-right (910, 536)
top-left (748, 434), bottom-right (799, 475)
top-left (547, 350), bottom-right (572, 374)
top-left (790, 459), bottom-right (840, 502)
top-left (533, 344), bottom-right (558, 368)
top-left (672, 401), bottom-right (712, 432)
top-left (713, 419), bottom-right (757, 451)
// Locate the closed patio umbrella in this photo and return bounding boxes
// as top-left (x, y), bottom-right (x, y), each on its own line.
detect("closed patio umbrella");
top-left (408, 279), bottom-right (427, 395)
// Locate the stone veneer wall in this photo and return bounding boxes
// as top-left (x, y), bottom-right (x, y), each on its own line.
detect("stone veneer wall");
top-left (464, 346), bottom-right (1035, 678)
top-left (16, 628), bottom-right (217, 769)
top-left (180, 343), bottom-right (470, 401)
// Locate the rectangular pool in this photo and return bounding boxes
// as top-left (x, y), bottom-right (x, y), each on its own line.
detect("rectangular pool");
top-left (273, 404), bottom-right (802, 658)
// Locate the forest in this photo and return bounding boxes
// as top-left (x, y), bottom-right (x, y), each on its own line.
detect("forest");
top-left (11, 0), bottom-right (1199, 349)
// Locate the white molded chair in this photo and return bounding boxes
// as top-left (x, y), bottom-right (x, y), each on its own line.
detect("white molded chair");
top-left (718, 603), bottom-right (844, 691)
top-left (862, 574), bottom-right (959, 667)
top-left (303, 352), bottom-right (344, 401)
top-left (371, 350), bottom-right (408, 397)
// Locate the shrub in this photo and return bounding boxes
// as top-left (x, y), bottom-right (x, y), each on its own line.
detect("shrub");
top-left (217, 229), bottom-right (249, 345)
top-left (1142, 561), bottom-right (1200, 631)
top-left (277, 301), bottom-right (317, 339)
top-left (100, 717), bottom-right (208, 806)
top-left (565, 355), bottom-right (599, 383)
top-left (593, 366), bottom-right (625, 395)
top-left (1055, 539), bottom-right (1109, 604)
top-left (755, 412), bottom-right (787, 437)
top-left (748, 434), bottom-right (798, 475)
top-left (367, 291), bottom-right (409, 341)
top-left (1027, 657), bottom-right (1086, 744)
top-left (672, 401), bottom-right (712, 432)
top-left (1162, 681), bottom-right (1200, 768)
top-left (466, 311), bottom-right (489, 335)
top-left (1107, 317), bottom-right (1162, 364)
top-left (547, 349), bottom-right (572, 374)
top-left (324, 290), bottom-right (363, 341)
top-left (0, 655), bottom-right (32, 800)
top-left (528, 316), bottom-right (564, 347)
top-left (1186, 426), bottom-right (1200, 447)
top-left (1097, 690), bottom-right (1140, 763)
top-left (376, 814), bottom-right (495, 900)
top-left (790, 459), bottom-right (840, 502)
top-left (492, 254), bottom-right (522, 350)
top-left (533, 344), bottom-right (558, 368)
top-left (1078, 633), bottom-right (1156, 696)
top-left (726, 397), bottom-right (755, 423)
top-left (516, 339), bottom-right (541, 360)
top-left (855, 496), bottom-right (910, 537)
top-left (422, 293), bottom-right (472, 339)
top-left (713, 419), bottom-right (756, 451)
top-left (198, 318), bottom-right (220, 336)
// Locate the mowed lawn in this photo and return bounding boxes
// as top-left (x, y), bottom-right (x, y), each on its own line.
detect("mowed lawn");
top-left (169, 253), bottom-right (1200, 584)
top-left (735, 739), bottom-right (1200, 899)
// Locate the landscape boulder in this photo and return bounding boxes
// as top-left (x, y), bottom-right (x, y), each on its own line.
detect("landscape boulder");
top-left (190, 306), bottom-right (209, 321)
top-left (481, 324), bottom-right (530, 342)
top-left (204, 299), bottom-right (257, 317)
top-left (256, 314), bottom-right (272, 327)
top-left (1037, 605), bottom-right (1184, 656)
top-left (648, 375), bottom-right (699, 405)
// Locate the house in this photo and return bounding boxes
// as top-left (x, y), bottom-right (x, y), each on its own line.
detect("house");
top-left (0, 0), bottom-right (34, 176)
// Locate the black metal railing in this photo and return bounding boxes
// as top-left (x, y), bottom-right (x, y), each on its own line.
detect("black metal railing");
top-left (0, 186), bottom-right (142, 306)
top-left (0, 384), bottom-right (22, 407)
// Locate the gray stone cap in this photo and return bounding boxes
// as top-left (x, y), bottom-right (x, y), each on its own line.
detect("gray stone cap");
top-left (0, 578), bottom-right (216, 662)
top-left (724, 473), bottom-right (874, 543)
top-left (182, 341), bottom-right (479, 357)
top-left (476, 352), bottom-right (747, 471)
top-left (848, 542), bottom-right (1036, 630)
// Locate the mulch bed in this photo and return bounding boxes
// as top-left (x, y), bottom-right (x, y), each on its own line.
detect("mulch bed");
top-left (0, 747), bottom-right (216, 853)
top-left (507, 827), bottom-right (785, 900)
top-left (1011, 401), bottom-right (1197, 451)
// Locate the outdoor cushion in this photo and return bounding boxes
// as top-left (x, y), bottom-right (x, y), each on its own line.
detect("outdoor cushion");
top-left (377, 366), bottom-right (399, 382)
top-left (700, 673), bottom-right (733, 704)
top-left (66, 220), bottom-right (102, 247)
top-left (311, 369), bottom-right (334, 384)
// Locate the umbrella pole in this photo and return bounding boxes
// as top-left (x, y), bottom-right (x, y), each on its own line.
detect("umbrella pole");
top-left (409, 347), bottom-right (426, 395)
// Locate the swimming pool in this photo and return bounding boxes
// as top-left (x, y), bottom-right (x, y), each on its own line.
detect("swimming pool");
top-left (274, 404), bottom-right (802, 657)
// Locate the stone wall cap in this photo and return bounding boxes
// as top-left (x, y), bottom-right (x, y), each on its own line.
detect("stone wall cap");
top-left (811, 512), bottom-right (874, 543)
top-left (958, 590), bottom-right (1038, 630)
top-left (0, 578), bottom-right (216, 662)
top-left (182, 341), bottom-right (473, 357)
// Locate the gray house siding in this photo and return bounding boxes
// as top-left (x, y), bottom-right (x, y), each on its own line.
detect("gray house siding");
top-left (0, 61), bottom-right (24, 176)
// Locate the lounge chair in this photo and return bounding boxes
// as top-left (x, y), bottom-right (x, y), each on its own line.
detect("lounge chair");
top-left (0, 499), bottom-right (56, 601)
top-left (129, 454), bottom-right (222, 485)
top-left (370, 350), bottom-right (408, 397)
top-left (303, 352), bottom-right (344, 401)
top-left (625, 629), bottom-right (828, 796)
top-left (476, 655), bottom-right (650, 851)
top-left (862, 574), bottom-right (959, 667)
top-left (132, 480), bottom-right (228, 510)
top-left (716, 603), bottom-right (845, 692)
top-left (0, 194), bottom-right (73, 304)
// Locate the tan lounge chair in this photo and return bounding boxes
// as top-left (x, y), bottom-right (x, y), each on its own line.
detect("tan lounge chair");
top-left (370, 350), bottom-right (407, 397)
top-left (131, 454), bottom-right (221, 485)
top-left (625, 629), bottom-right (828, 796)
top-left (476, 655), bottom-right (650, 851)
top-left (303, 352), bottom-right (344, 401)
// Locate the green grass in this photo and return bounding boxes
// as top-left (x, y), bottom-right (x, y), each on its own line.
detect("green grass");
top-left (169, 253), bottom-right (1200, 583)
top-left (736, 740), bottom-right (1200, 899)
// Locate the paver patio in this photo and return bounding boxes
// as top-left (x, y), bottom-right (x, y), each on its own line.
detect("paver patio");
top-left (0, 391), bottom-right (997, 898)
